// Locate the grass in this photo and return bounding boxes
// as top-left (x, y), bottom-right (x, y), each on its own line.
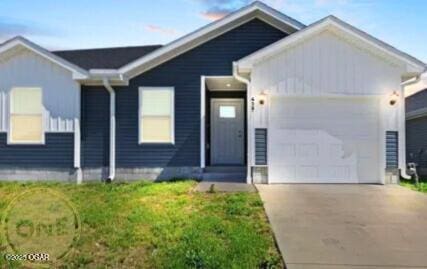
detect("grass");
top-left (400, 178), bottom-right (427, 193)
top-left (0, 180), bottom-right (282, 268)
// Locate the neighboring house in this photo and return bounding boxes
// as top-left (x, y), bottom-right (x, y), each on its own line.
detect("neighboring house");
top-left (406, 73), bottom-right (427, 176)
top-left (0, 2), bottom-right (425, 184)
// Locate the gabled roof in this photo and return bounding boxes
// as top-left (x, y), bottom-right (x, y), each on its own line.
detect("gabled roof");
top-left (237, 16), bottom-right (426, 75)
top-left (118, 1), bottom-right (305, 78)
top-left (53, 45), bottom-right (162, 70)
top-left (0, 36), bottom-right (89, 79)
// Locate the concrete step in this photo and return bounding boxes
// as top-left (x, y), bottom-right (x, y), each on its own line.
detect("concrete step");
top-left (202, 172), bottom-right (246, 182)
top-left (203, 166), bottom-right (246, 173)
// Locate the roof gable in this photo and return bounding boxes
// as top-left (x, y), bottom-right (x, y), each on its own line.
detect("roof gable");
top-left (0, 36), bottom-right (89, 79)
top-left (118, 1), bottom-right (305, 79)
top-left (237, 16), bottom-right (426, 75)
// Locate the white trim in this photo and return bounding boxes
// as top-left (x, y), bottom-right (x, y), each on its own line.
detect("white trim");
top-left (237, 16), bottom-right (426, 74)
top-left (378, 96), bottom-right (386, 184)
top-left (118, 2), bottom-right (304, 78)
top-left (74, 86), bottom-right (81, 170)
top-left (399, 85), bottom-right (410, 179)
top-left (7, 87), bottom-right (45, 145)
top-left (138, 87), bottom-right (175, 144)
top-left (103, 79), bottom-right (116, 180)
top-left (200, 76), bottom-right (206, 168)
top-left (0, 36), bottom-right (89, 80)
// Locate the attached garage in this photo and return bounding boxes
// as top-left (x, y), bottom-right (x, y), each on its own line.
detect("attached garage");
top-left (268, 97), bottom-right (381, 183)
top-left (236, 16), bottom-right (426, 184)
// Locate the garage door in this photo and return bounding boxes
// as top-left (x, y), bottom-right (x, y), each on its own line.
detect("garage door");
top-left (268, 97), bottom-right (380, 183)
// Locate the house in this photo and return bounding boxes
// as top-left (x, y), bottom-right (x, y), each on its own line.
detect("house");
top-left (405, 72), bottom-right (427, 176)
top-left (0, 2), bottom-right (425, 184)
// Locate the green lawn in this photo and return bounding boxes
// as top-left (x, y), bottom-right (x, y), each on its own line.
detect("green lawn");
top-left (400, 178), bottom-right (427, 193)
top-left (0, 180), bottom-right (282, 268)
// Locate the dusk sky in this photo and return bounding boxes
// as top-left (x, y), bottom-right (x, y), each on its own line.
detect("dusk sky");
top-left (0, 0), bottom-right (426, 62)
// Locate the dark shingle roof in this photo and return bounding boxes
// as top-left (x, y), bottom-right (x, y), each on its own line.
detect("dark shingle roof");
top-left (52, 45), bottom-right (162, 70)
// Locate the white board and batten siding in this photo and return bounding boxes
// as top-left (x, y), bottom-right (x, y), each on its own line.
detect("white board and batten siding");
top-left (250, 30), bottom-right (405, 184)
top-left (0, 47), bottom-right (80, 133)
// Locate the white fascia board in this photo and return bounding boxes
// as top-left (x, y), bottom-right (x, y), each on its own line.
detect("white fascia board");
top-left (0, 36), bottom-right (89, 79)
top-left (118, 2), bottom-right (305, 78)
top-left (237, 16), bottom-right (426, 74)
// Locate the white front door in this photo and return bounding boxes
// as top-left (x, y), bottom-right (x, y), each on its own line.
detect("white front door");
top-left (210, 99), bottom-right (245, 165)
top-left (268, 97), bottom-right (381, 183)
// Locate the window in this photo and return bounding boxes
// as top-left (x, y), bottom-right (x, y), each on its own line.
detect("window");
top-left (219, 106), bottom-right (236, 118)
top-left (9, 87), bottom-right (44, 144)
top-left (139, 87), bottom-right (174, 143)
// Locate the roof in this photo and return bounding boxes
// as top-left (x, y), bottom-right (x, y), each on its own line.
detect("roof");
top-left (0, 36), bottom-right (89, 79)
top-left (237, 15), bottom-right (426, 74)
top-left (118, 1), bottom-right (305, 78)
top-left (53, 45), bottom-right (162, 70)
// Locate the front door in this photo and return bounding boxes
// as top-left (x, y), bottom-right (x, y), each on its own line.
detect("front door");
top-left (210, 99), bottom-right (244, 165)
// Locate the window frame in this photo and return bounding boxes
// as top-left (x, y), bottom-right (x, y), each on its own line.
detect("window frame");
top-left (138, 86), bottom-right (175, 144)
top-left (8, 87), bottom-right (45, 145)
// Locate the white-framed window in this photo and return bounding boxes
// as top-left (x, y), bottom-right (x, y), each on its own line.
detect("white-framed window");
top-left (139, 87), bottom-right (174, 144)
top-left (8, 87), bottom-right (44, 144)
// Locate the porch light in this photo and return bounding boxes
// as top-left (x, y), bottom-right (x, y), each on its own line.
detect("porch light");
top-left (389, 91), bottom-right (399, 106)
top-left (259, 90), bottom-right (267, 105)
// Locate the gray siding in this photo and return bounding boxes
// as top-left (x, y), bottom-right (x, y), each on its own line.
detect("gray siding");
top-left (406, 88), bottom-right (427, 113)
top-left (81, 87), bottom-right (110, 168)
top-left (255, 128), bottom-right (267, 165)
top-left (112, 19), bottom-right (287, 168)
top-left (0, 133), bottom-right (74, 168)
top-left (406, 117), bottom-right (427, 175)
top-left (385, 131), bottom-right (398, 169)
top-left (406, 88), bottom-right (427, 176)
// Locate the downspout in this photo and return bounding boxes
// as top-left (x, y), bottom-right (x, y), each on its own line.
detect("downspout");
top-left (103, 78), bottom-right (116, 181)
top-left (399, 75), bottom-right (422, 180)
top-left (233, 62), bottom-right (252, 184)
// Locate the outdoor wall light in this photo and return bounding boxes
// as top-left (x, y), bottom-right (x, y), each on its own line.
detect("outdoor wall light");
top-left (259, 91), bottom-right (267, 105)
top-left (389, 91), bottom-right (399, 106)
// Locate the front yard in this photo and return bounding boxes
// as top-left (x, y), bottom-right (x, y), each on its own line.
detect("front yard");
top-left (401, 178), bottom-right (427, 193)
top-left (0, 180), bottom-right (281, 268)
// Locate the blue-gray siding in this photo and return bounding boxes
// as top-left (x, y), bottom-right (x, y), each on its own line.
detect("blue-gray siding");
top-left (108, 19), bottom-right (287, 168)
top-left (0, 133), bottom-right (74, 168)
top-left (406, 88), bottom-right (427, 113)
top-left (255, 129), bottom-right (267, 165)
top-left (406, 117), bottom-right (427, 175)
top-left (406, 88), bottom-right (427, 175)
top-left (81, 87), bottom-right (110, 168)
top-left (385, 131), bottom-right (398, 169)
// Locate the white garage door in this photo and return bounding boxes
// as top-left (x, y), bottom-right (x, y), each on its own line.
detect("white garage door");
top-left (269, 97), bottom-right (381, 183)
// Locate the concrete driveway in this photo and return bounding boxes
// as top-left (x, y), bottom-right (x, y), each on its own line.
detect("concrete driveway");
top-left (257, 184), bottom-right (427, 269)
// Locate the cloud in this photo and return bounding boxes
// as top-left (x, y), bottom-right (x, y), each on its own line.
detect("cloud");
top-left (196, 0), bottom-right (251, 21)
top-left (144, 24), bottom-right (179, 36)
top-left (0, 17), bottom-right (55, 40)
top-left (195, 0), bottom-right (295, 21)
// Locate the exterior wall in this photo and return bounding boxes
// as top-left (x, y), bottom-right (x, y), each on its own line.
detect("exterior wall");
top-left (405, 89), bottom-right (427, 176)
top-left (0, 47), bottom-right (80, 180)
top-left (0, 133), bottom-right (75, 181)
top-left (406, 117), bottom-right (427, 176)
top-left (78, 19), bottom-right (286, 180)
top-left (249, 29), bottom-right (406, 183)
top-left (81, 87), bottom-right (110, 168)
top-left (251, 30), bottom-right (404, 97)
top-left (406, 88), bottom-right (427, 113)
top-left (0, 47), bottom-right (80, 132)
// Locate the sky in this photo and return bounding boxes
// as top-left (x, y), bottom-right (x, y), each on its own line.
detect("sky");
top-left (0, 0), bottom-right (426, 62)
